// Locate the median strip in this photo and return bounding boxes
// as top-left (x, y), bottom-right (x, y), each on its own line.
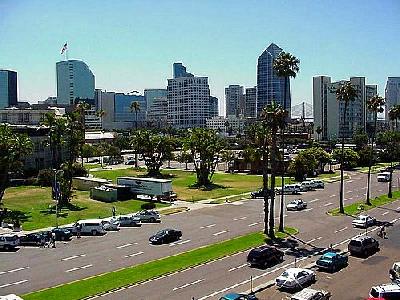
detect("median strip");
top-left (22, 228), bottom-right (297, 300)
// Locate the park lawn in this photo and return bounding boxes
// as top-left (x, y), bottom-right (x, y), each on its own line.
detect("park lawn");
top-left (2, 186), bottom-right (168, 231)
top-left (23, 228), bottom-right (297, 300)
top-left (329, 190), bottom-right (400, 216)
top-left (354, 162), bottom-right (396, 174)
top-left (92, 168), bottom-right (296, 201)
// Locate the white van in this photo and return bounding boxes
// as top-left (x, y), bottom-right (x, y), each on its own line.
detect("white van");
top-left (370, 283), bottom-right (400, 300)
top-left (74, 219), bottom-right (106, 236)
top-left (377, 172), bottom-right (391, 182)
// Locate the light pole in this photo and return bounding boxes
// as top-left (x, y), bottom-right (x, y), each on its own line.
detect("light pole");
top-left (53, 169), bottom-right (61, 228)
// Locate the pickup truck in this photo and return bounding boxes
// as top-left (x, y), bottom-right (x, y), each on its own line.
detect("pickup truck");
top-left (316, 251), bottom-right (348, 272)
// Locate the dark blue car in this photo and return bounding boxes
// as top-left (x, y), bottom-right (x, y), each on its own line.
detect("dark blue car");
top-left (219, 293), bottom-right (258, 300)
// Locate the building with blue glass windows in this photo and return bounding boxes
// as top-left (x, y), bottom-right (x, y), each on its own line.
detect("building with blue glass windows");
top-left (256, 43), bottom-right (291, 117)
top-left (114, 93), bottom-right (146, 127)
top-left (0, 70), bottom-right (18, 109)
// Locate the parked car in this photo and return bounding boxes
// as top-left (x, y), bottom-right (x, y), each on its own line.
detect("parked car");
top-left (250, 189), bottom-right (270, 199)
top-left (300, 181), bottom-right (314, 191)
top-left (101, 220), bottom-right (120, 231)
top-left (247, 245), bottom-right (284, 268)
top-left (19, 232), bottom-right (48, 247)
top-left (290, 288), bottom-right (331, 300)
top-left (0, 234), bottom-right (20, 250)
top-left (131, 210), bottom-right (160, 223)
top-left (389, 262), bottom-right (400, 282)
top-left (73, 219), bottom-right (107, 236)
top-left (149, 229), bottom-right (182, 245)
top-left (112, 216), bottom-right (141, 227)
top-left (276, 268), bottom-right (316, 290)
top-left (316, 251), bottom-right (348, 272)
top-left (219, 293), bottom-right (258, 300)
top-left (352, 215), bottom-right (376, 228)
top-left (276, 185), bottom-right (300, 195)
top-left (125, 160), bottom-right (135, 165)
top-left (377, 172), bottom-right (391, 182)
top-left (51, 228), bottom-right (72, 241)
top-left (312, 180), bottom-right (325, 189)
top-left (348, 235), bottom-right (379, 257)
top-left (286, 199), bottom-right (307, 211)
top-left (369, 283), bottom-right (400, 299)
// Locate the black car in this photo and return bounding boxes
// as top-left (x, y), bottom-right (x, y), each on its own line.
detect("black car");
top-left (149, 229), bottom-right (182, 245)
top-left (52, 228), bottom-right (72, 241)
top-left (247, 245), bottom-right (284, 268)
top-left (19, 232), bottom-right (49, 247)
top-left (251, 189), bottom-right (270, 199)
top-left (348, 235), bottom-right (379, 257)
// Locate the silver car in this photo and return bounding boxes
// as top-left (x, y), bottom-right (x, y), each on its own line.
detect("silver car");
top-left (131, 210), bottom-right (161, 223)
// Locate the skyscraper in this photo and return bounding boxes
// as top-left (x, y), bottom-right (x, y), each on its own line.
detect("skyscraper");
top-left (0, 70), bottom-right (18, 109)
top-left (167, 63), bottom-right (210, 128)
top-left (56, 60), bottom-right (95, 105)
top-left (245, 87), bottom-right (257, 118)
top-left (209, 96), bottom-right (219, 117)
top-left (225, 85), bottom-right (244, 117)
top-left (173, 62), bottom-right (193, 78)
top-left (385, 77), bottom-right (400, 120)
top-left (114, 93), bottom-right (146, 126)
top-left (145, 89), bottom-right (168, 127)
top-left (256, 43), bottom-right (290, 117)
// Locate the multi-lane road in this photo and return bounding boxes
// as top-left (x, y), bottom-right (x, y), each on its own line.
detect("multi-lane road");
top-left (0, 171), bottom-right (399, 299)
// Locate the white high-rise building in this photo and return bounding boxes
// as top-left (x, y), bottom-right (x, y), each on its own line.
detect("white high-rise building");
top-left (56, 60), bottom-right (95, 105)
top-left (385, 77), bottom-right (400, 120)
top-left (167, 63), bottom-right (210, 129)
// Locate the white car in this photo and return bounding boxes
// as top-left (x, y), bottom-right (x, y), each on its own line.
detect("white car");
top-left (290, 288), bottom-right (331, 300)
top-left (352, 215), bottom-right (376, 228)
top-left (377, 172), bottom-right (390, 182)
top-left (276, 268), bottom-right (316, 290)
top-left (286, 199), bottom-right (307, 211)
top-left (101, 220), bottom-right (120, 231)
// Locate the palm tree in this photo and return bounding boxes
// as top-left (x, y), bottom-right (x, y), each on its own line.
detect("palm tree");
top-left (315, 126), bottom-right (323, 141)
top-left (273, 51), bottom-right (300, 232)
top-left (388, 105), bottom-right (400, 131)
top-left (365, 95), bottom-right (385, 205)
top-left (335, 81), bottom-right (358, 214)
top-left (261, 102), bottom-right (287, 238)
top-left (130, 101), bottom-right (141, 130)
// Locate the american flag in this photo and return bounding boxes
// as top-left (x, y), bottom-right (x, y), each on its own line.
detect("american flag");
top-left (60, 42), bottom-right (68, 54)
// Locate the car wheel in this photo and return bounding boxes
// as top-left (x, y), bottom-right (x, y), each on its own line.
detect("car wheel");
top-left (4, 245), bottom-right (10, 251)
top-left (149, 217), bottom-right (156, 223)
top-left (60, 236), bottom-right (65, 241)
top-left (312, 274), bottom-right (316, 282)
top-left (91, 230), bottom-right (97, 236)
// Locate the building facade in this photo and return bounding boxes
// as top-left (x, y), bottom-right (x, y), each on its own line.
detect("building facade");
top-left (145, 89), bottom-right (168, 128)
top-left (385, 77), bottom-right (400, 120)
top-left (167, 64), bottom-right (210, 129)
top-left (209, 96), bottom-right (219, 118)
top-left (245, 87), bottom-right (257, 118)
top-left (257, 43), bottom-right (291, 117)
top-left (173, 62), bottom-right (194, 78)
top-left (0, 70), bottom-right (18, 109)
top-left (114, 93), bottom-right (146, 127)
top-left (206, 115), bottom-right (246, 136)
top-left (225, 85), bottom-right (244, 117)
top-left (0, 107), bottom-right (65, 125)
top-left (56, 60), bottom-right (95, 105)
top-left (366, 84), bottom-right (378, 123)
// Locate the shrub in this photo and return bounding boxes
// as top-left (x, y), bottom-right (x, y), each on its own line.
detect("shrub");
top-left (37, 169), bottom-right (54, 187)
top-left (141, 202), bottom-right (156, 210)
top-left (71, 163), bottom-right (88, 177)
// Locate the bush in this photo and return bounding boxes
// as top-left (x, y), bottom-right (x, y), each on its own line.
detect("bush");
top-left (71, 163), bottom-right (88, 177)
top-left (141, 202), bottom-right (156, 210)
top-left (37, 169), bottom-right (54, 187)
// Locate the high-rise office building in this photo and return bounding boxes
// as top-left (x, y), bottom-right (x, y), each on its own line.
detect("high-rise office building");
top-left (245, 87), bottom-right (257, 118)
top-left (167, 63), bottom-right (210, 128)
top-left (313, 76), bottom-right (367, 140)
top-left (257, 43), bottom-right (290, 117)
top-left (225, 85), bottom-right (244, 117)
top-left (209, 96), bottom-right (219, 118)
top-left (56, 60), bottom-right (95, 105)
top-left (173, 62), bottom-right (194, 78)
top-left (385, 77), bottom-right (400, 120)
top-left (145, 89), bottom-right (168, 127)
top-left (114, 93), bottom-right (146, 127)
top-left (0, 70), bottom-right (18, 109)
top-left (366, 84), bottom-right (378, 123)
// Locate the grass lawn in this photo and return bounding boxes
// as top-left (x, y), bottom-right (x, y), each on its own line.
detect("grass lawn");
top-left (329, 190), bottom-right (400, 216)
top-left (92, 168), bottom-right (297, 202)
top-left (23, 227), bottom-right (297, 300)
top-left (2, 186), bottom-right (168, 231)
top-left (354, 162), bottom-right (396, 174)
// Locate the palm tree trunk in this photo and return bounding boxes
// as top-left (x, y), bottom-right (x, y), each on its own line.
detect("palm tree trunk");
top-left (366, 112), bottom-right (377, 205)
top-left (388, 162), bottom-right (393, 198)
top-left (263, 147), bottom-right (269, 235)
top-left (279, 128), bottom-right (285, 232)
top-left (339, 103), bottom-right (347, 214)
top-left (269, 130), bottom-right (277, 238)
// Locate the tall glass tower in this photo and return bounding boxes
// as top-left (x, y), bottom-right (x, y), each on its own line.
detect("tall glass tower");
top-left (0, 70), bottom-right (18, 109)
top-left (256, 43), bottom-right (290, 117)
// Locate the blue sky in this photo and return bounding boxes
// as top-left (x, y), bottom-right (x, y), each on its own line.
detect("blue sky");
top-left (1, 0), bottom-right (399, 114)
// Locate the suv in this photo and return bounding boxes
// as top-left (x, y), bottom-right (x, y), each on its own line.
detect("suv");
top-left (247, 245), bottom-right (284, 268)
top-left (316, 251), bottom-right (348, 272)
top-left (370, 284), bottom-right (400, 300)
top-left (291, 288), bottom-right (331, 300)
top-left (132, 210), bottom-right (160, 223)
top-left (300, 181), bottom-right (314, 192)
top-left (348, 236), bottom-right (379, 257)
top-left (0, 234), bottom-right (19, 251)
top-left (74, 220), bottom-right (106, 236)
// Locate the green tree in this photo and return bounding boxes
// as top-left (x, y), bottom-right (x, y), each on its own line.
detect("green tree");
top-left (335, 81), bottom-right (358, 214)
top-left (0, 124), bottom-right (33, 203)
top-left (332, 148), bottom-right (360, 170)
top-left (131, 129), bottom-right (174, 177)
top-left (183, 128), bottom-right (225, 186)
top-left (41, 113), bottom-right (66, 169)
top-left (388, 105), bottom-right (400, 131)
top-left (221, 149), bottom-right (235, 172)
top-left (366, 95), bottom-right (385, 205)
top-left (130, 101), bottom-right (141, 130)
top-left (177, 151), bottom-right (193, 170)
top-left (80, 143), bottom-right (95, 165)
top-left (352, 129), bottom-right (368, 151)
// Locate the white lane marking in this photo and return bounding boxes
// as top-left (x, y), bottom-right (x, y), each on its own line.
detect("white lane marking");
top-left (0, 266), bottom-right (29, 275)
top-left (173, 279), bottom-right (204, 291)
top-left (0, 279), bottom-right (28, 289)
top-left (323, 202), bottom-right (333, 207)
top-left (317, 236), bottom-right (323, 240)
top-left (310, 199), bottom-right (320, 203)
top-left (346, 191), bottom-right (352, 193)
top-left (304, 208), bottom-right (314, 212)
top-left (116, 243), bottom-right (133, 249)
top-left (248, 222), bottom-right (259, 227)
top-left (66, 264), bottom-right (93, 273)
top-left (124, 251), bottom-right (144, 258)
top-left (169, 240), bottom-right (191, 247)
top-left (228, 263), bottom-right (248, 272)
top-left (200, 224), bottom-right (216, 229)
top-left (329, 194), bottom-right (336, 198)
top-left (233, 216), bottom-right (247, 221)
top-left (334, 226), bottom-right (348, 233)
top-left (62, 254), bottom-right (86, 261)
top-left (347, 180), bottom-right (353, 183)
top-left (306, 238), bottom-right (316, 243)
top-left (382, 212), bottom-right (389, 216)
top-left (213, 230), bottom-right (228, 236)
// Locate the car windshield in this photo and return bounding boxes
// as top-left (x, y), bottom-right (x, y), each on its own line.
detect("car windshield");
top-left (349, 240), bottom-right (362, 246)
top-left (281, 271), bottom-right (289, 277)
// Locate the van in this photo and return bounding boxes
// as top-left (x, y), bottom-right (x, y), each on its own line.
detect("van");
top-left (369, 283), bottom-right (400, 300)
top-left (377, 172), bottom-right (391, 182)
top-left (74, 219), bottom-right (106, 236)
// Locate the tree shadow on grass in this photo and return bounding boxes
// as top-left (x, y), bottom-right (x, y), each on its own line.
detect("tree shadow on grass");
top-left (188, 183), bottom-right (228, 191)
top-left (2, 210), bottom-right (31, 224)
top-left (137, 173), bottom-right (178, 179)
top-left (40, 203), bottom-right (87, 218)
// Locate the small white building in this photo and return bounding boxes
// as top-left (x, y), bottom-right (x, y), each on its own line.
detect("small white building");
top-left (206, 115), bottom-right (246, 136)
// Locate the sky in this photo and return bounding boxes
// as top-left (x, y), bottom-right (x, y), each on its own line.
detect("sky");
top-left (1, 0), bottom-right (399, 115)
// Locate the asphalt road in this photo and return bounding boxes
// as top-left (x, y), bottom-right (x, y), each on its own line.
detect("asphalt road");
top-left (0, 171), bottom-right (399, 297)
